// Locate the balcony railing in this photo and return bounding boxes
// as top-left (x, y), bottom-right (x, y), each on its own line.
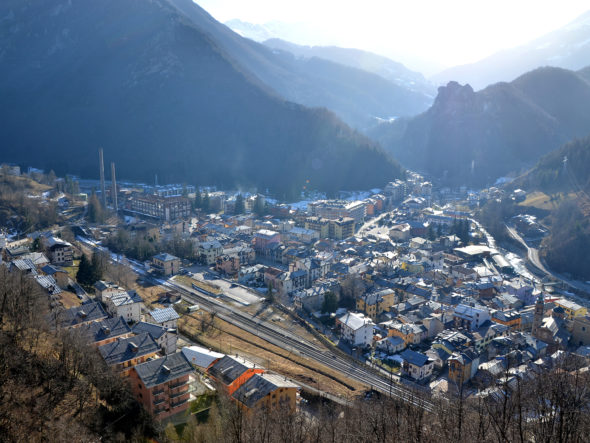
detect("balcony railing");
top-left (169, 379), bottom-right (188, 390)
top-left (169, 387), bottom-right (190, 399)
top-left (152, 388), bottom-right (165, 396)
top-left (153, 397), bottom-right (166, 406)
top-left (170, 398), bottom-right (189, 409)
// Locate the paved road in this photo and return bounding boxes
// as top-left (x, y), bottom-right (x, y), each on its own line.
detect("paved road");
top-left (505, 225), bottom-right (590, 295)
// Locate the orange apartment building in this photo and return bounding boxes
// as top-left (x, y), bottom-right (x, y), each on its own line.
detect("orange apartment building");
top-left (208, 355), bottom-right (265, 395)
top-left (491, 310), bottom-right (522, 331)
top-left (130, 352), bottom-right (196, 420)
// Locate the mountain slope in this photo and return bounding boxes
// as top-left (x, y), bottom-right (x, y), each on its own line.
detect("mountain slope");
top-left (369, 67), bottom-right (590, 186)
top-left (168, 0), bottom-right (431, 128)
top-left (0, 0), bottom-right (403, 197)
top-left (578, 66), bottom-right (590, 83)
top-left (515, 136), bottom-right (590, 280)
top-left (432, 10), bottom-right (590, 90)
top-left (262, 38), bottom-right (435, 97)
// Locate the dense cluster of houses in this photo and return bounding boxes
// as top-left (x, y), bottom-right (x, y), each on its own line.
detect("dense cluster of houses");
top-left (115, 173), bottom-right (590, 395)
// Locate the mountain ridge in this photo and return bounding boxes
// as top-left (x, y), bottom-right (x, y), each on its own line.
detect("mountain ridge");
top-left (369, 66), bottom-right (590, 186)
top-left (166, 0), bottom-right (431, 129)
top-left (0, 0), bottom-right (403, 198)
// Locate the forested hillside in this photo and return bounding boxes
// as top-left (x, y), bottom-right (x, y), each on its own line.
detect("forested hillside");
top-left (0, 0), bottom-right (402, 199)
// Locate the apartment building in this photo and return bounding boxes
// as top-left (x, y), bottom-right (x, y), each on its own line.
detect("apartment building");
top-left (98, 333), bottom-right (160, 376)
top-left (130, 194), bottom-right (190, 222)
top-left (131, 352), bottom-right (196, 420)
top-left (152, 253), bottom-right (181, 276)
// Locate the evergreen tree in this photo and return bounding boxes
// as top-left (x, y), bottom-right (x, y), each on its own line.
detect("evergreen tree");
top-left (87, 192), bottom-right (105, 224)
top-left (321, 291), bottom-right (338, 314)
top-left (194, 191), bottom-right (202, 209)
top-left (427, 223), bottom-right (436, 241)
top-left (436, 223), bottom-right (443, 238)
top-left (76, 254), bottom-right (94, 287)
top-left (253, 194), bottom-right (265, 217)
top-left (202, 192), bottom-right (210, 213)
top-left (234, 194), bottom-right (245, 215)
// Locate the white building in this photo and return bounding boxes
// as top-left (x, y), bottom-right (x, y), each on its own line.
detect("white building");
top-left (198, 240), bottom-right (223, 265)
top-left (453, 304), bottom-right (491, 331)
top-left (182, 345), bottom-right (224, 370)
top-left (149, 307), bottom-right (180, 329)
top-left (337, 312), bottom-right (375, 347)
top-left (104, 290), bottom-right (143, 323)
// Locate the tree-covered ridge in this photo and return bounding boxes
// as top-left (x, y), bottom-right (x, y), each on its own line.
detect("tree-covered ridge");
top-left (370, 67), bottom-right (590, 186)
top-left (518, 136), bottom-right (590, 194)
top-left (516, 135), bottom-right (590, 280)
top-left (1, 0), bottom-right (402, 198)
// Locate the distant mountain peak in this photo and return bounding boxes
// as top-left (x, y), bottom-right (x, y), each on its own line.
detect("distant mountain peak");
top-left (431, 9), bottom-right (590, 90)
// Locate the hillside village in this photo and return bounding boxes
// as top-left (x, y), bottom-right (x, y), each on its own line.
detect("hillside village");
top-left (1, 164), bottom-right (590, 429)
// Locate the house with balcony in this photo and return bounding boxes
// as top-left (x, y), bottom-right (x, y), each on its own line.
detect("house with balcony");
top-left (198, 240), bottom-right (223, 266)
top-left (82, 316), bottom-right (132, 347)
top-left (336, 312), bottom-right (375, 347)
top-left (41, 236), bottom-right (73, 266)
top-left (232, 373), bottom-right (299, 413)
top-left (98, 332), bottom-right (160, 376)
top-left (131, 352), bottom-right (196, 420)
top-left (453, 304), bottom-right (491, 331)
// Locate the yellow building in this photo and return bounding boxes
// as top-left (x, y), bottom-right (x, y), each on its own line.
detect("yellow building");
top-left (356, 289), bottom-right (398, 320)
top-left (554, 299), bottom-right (587, 320)
top-left (232, 373), bottom-right (299, 413)
top-left (305, 217), bottom-right (330, 239)
top-left (330, 217), bottom-right (355, 240)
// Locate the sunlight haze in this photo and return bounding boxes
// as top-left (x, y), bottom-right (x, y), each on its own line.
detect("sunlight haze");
top-left (197, 0), bottom-right (590, 74)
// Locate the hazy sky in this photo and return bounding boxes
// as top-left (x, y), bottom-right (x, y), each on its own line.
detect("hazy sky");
top-left (197, 0), bottom-right (589, 73)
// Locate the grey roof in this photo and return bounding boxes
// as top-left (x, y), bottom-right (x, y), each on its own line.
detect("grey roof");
top-left (108, 290), bottom-right (143, 307)
top-left (232, 373), bottom-right (298, 408)
top-left (11, 258), bottom-right (38, 274)
top-left (208, 355), bottom-right (259, 385)
top-left (21, 252), bottom-right (49, 266)
top-left (134, 352), bottom-right (194, 389)
top-left (54, 301), bottom-right (108, 328)
top-left (150, 307), bottom-right (180, 324)
top-left (338, 312), bottom-right (374, 331)
top-left (34, 275), bottom-right (61, 294)
top-left (41, 264), bottom-right (67, 276)
top-left (182, 346), bottom-right (224, 369)
top-left (94, 280), bottom-right (121, 291)
top-left (83, 316), bottom-right (132, 343)
top-left (400, 349), bottom-right (430, 367)
top-left (132, 321), bottom-right (168, 340)
top-left (153, 253), bottom-right (179, 262)
top-left (98, 332), bottom-right (159, 366)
